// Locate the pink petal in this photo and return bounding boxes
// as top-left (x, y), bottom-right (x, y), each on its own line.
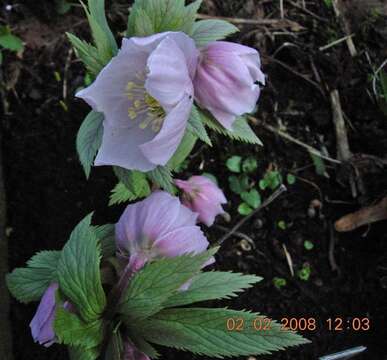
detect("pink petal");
top-left (145, 36), bottom-right (193, 111)
top-left (30, 283), bottom-right (58, 347)
top-left (116, 202), bottom-right (144, 254)
top-left (140, 191), bottom-right (183, 239)
top-left (76, 42), bottom-right (149, 129)
top-left (193, 196), bottom-right (225, 226)
top-left (194, 53), bottom-right (260, 129)
top-left (153, 226), bottom-right (209, 258)
top-left (95, 121), bottom-right (156, 171)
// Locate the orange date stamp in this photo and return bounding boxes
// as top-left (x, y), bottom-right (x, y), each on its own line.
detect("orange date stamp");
top-left (226, 317), bottom-right (371, 332)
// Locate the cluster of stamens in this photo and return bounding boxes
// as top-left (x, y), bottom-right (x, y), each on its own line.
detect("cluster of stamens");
top-left (125, 74), bottom-right (165, 133)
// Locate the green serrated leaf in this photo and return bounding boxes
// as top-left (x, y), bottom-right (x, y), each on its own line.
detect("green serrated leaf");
top-left (191, 19), bottom-right (239, 47)
top-left (134, 308), bottom-right (310, 358)
top-left (147, 166), bottom-right (175, 193)
top-left (167, 131), bottom-right (197, 172)
top-left (87, 0), bottom-right (117, 54)
top-left (201, 111), bottom-right (263, 145)
top-left (127, 0), bottom-right (202, 37)
top-left (134, 8), bottom-right (155, 36)
top-left (127, 332), bottom-right (160, 359)
top-left (120, 248), bottom-right (218, 320)
top-left (109, 183), bottom-right (138, 206)
top-left (187, 105), bottom-right (212, 146)
top-left (81, 0), bottom-right (116, 64)
top-left (181, 0), bottom-right (202, 34)
top-left (69, 346), bottom-right (100, 360)
top-left (6, 251), bottom-right (60, 303)
top-left (57, 214), bottom-right (106, 323)
top-left (54, 302), bottom-right (103, 348)
top-left (76, 111), bottom-right (104, 179)
top-left (66, 33), bottom-right (104, 76)
top-left (105, 331), bottom-right (124, 360)
top-left (93, 224), bottom-right (115, 258)
top-left (113, 167), bottom-right (151, 197)
top-left (163, 271), bottom-right (262, 308)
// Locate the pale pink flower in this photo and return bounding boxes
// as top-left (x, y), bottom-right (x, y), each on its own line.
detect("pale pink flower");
top-left (175, 176), bottom-right (227, 226)
top-left (116, 191), bottom-right (213, 272)
top-left (77, 32), bottom-right (199, 171)
top-left (194, 41), bottom-right (265, 129)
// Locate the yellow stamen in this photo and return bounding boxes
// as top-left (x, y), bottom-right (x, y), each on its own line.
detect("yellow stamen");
top-left (125, 80), bottom-right (165, 132)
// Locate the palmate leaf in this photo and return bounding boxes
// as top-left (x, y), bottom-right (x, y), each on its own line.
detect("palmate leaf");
top-left (191, 19), bottom-right (239, 47)
top-left (127, 332), bottom-right (160, 359)
top-left (54, 304), bottom-right (103, 349)
top-left (120, 248), bottom-right (218, 320)
top-left (69, 346), bottom-right (99, 360)
top-left (201, 109), bottom-right (263, 145)
top-left (87, 0), bottom-right (117, 55)
top-left (127, 0), bottom-right (202, 37)
top-left (181, 0), bottom-right (202, 34)
top-left (93, 223), bottom-right (115, 258)
top-left (163, 271), bottom-right (262, 308)
top-left (6, 251), bottom-right (61, 303)
top-left (113, 167), bottom-right (151, 197)
top-left (57, 214), bottom-right (106, 323)
top-left (76, 111), bottom-right (104, 179)
top-left (187, 105), bottom-right (212, 146)
top-left (109, 182), bottom-right (141, 206)
top-left (105, 331), bottom-right (124, 360)
top-left (66, 33), bottom-right (104, 76)
top-left (146, 165), bottom-right (175, 193)
top-left (134, 308), bottom-right (310, 358)
top-left (81, 0), bottom-right (117, 64)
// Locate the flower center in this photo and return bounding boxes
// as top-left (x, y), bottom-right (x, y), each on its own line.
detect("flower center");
top-left (125, 80), bottom-right (165, 133)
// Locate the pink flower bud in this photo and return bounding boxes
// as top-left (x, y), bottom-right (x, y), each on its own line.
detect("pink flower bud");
top-left (175, 176), bottom-right (227, 227)
top-left (194, 41), bottom-right (265, 129)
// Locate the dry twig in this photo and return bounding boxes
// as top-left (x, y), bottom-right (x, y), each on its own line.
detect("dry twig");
top-left (285, 0), bottom-right (329, 22)
top-left (332, 0), bottom-right (357, 56)
top-left (251, 116), bottom-right (341, 165)
top-left (335, 196), bottom-right (387, 232)
top-left (330, 90), bottom-right (358, 197)
top-left (266, 56), bottom-right (325, 96)
top-left (215, 185), bottom-right (287, 246)
top-left (197, 13), bottom-right (304, 30)
top-left (282, 244), bottom-right (295, 277)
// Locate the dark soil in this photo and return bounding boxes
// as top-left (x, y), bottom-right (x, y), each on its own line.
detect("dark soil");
top-left (2, 1), bottom-right (387, 360)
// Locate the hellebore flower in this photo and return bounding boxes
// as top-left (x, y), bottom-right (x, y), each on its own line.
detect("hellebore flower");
top-left (175, 176), bottom-right (227, 226)
top-left (116, 191), bottom-right (212, 272)
top-left (193, 41), bottom-right (265, 129)
top-left (30, 283), bottom-right (58, 347)
top-left (123, 341), bottom-right (150, 360)
top-left (77, 32), bottom-right (199, 171)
